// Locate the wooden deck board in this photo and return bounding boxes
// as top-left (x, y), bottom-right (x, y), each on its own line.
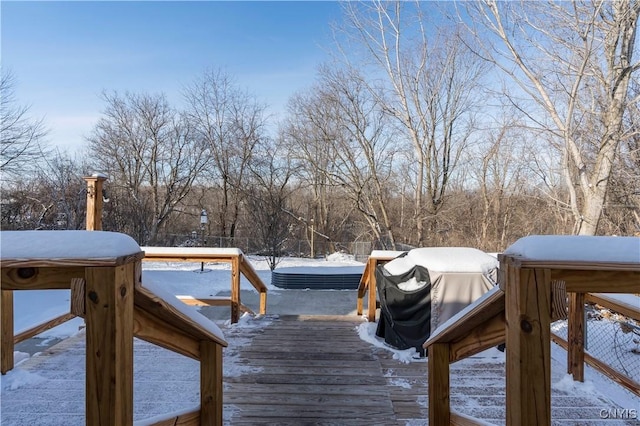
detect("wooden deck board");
top-left (224, 315), bottom-right (405, 423)
top-left (3, 313), bottom-right (635, 425)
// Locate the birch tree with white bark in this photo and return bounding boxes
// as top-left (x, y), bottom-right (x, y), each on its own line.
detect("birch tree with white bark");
top-left (464, 0), bottom-right (639, 235)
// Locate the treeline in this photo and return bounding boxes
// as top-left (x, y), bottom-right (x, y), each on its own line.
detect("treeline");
top-left (2, 1), bottom-right (638, 261)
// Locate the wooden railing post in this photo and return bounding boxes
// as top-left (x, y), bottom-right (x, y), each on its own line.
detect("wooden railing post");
top-left (83, 173), bottom-right (108, 231)
top-left (200, 340), bottom-right (224, 426)
top-left (567, 292), bottom-right (585, 382)
top-left (85, 262), bottom-right (135, 425)
top-left (505, 264), bottom-right (552, 426)
top-left (1, 290), bottom-right (14, 374)
top-left (231, 255), bottom-right (241, 323)
top-left (367, 257), bottom-right (377, 322)
top-left (428, 343), bottom-right (450, 425)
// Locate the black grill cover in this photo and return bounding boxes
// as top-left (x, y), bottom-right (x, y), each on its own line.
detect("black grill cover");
top-left (375, 260), bottom-right (431, 355)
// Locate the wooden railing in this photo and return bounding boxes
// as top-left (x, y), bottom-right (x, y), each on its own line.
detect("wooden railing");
top-left (550, 292), bottom-right (640, 396)
top-left (356, 250), bottom-right (405, 322)
top-left (0, 174), bottom-right (111, 373)
top-left (423, 235), bottom-right (640, 426)
top-left (1, 230), bottom-right (228, 425)
top-left (142, 247), bottom-right (268, 324)
top-left (0, 245), bottom-right (263, 373)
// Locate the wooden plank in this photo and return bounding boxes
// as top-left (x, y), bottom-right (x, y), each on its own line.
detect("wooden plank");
top-left (1, 266), bottom-right (87, 290)
top-left (145, 409), bottom-right (199, 426)
top-left (231, 256), bottom-right (241, 323)
top-left (223, 382), bottom-right (392, 397)
top-left (555, 270), bottom-right (640, 293)
top-left (1, 290), bottom-right (14, 374)
top-left (567, 292), bottom-right (585, 381)
top-left (222, 404), bottom-right (394, 419)
top-left (550, 280), bottom-right (568, 321)
top-left (177, 296), bottom-right (231, 306)
top-left (132, 306), bottom-right (200, 360)
top-left (14, 312), bottom-right (77, 344)
top-left (200, 340), bottom-right (223, 426)
top-left (141, 248), bottom-right (239, 262)
top-left (505, 265), bottom-right (551, 426)
top-left (134, 285), bottom-right (227, 346)
top-left (70, 277), bottom-right (85, 317)
top-left (83, 175), bottom-right (107, 231)
top-left (429, 343), bottom-right (450, 425)
top-left (449, 312), bottom-right (505, 363)
top-left (451, 410), bottom-right (491, 426)
top-left (85, 263), bottom-right (134, 426)
top-left (224, 391), bottom-right (391, 406)
top-left (356, 259), bottom-right (371, 315)
top-left (586, 292), bottom-right (640, 321)
top-left (0, 252), bottom-right (144, 269)
top-left (514, 258), bottom-right (640, 272)
top-left (367, 257), bottom-right (377, 322)
top-left (551, 332), bottom-right (640, 397)
top-left (424, 287), bottom-right (505, 346)
top-left (239, 255), bottom-right (268, 293)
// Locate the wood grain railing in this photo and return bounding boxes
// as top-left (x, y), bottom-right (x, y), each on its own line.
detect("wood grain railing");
top-left (142, 247), bottom-right (268, 324)
top-left (356, 250), bottom-right (405, 322)
top-left (551, 292), bottom-right (640, 396)
top-left (0, 291), bottom-right (77, 373)
top-left (1, 230), bottom-right (228, 425)
top-left (423, 235), bottom-right (640, 426)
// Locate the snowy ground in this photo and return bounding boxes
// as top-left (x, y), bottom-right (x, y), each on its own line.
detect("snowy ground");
top-left (2, 253), bottom-right (639, 423)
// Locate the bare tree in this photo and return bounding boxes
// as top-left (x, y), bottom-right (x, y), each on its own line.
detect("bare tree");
top-left (37, 151), bottom-right (89, 230)
top-left (336, 1), bottom-right (487, 244)
top-left (465, 117), bottom-right (535, 250)
top-left (283, 91), bottom-right (339, 248)
top-left (284, 65), bottom-right (400, 249)
top-left (244, 142), bottom-right (297, 270)
top-left (0, 72), bottom-right (48, 179)
top-left (184, 68), bottom-right (267, 241)
top-left (464, 0), bottom-right (639, 235)
top-left (87, 91), bottom-right (209, 244)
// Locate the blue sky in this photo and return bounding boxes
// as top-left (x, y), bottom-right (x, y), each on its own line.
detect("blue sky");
top-left (1, 1), bottom-right (344, 153)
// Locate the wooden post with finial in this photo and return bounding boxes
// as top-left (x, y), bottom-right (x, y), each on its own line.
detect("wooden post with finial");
top-left (83, 173), bottom-right (108, 231)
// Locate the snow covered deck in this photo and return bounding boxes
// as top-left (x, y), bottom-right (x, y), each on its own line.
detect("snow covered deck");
top-left (2, 314), bottom-right (637, 425)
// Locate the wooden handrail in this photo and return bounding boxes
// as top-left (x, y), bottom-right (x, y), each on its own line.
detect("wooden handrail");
top-left (69, 275), bottom-right (228, 425)
top-left (142, 247), bottom-right (268, 323)
top-left (585, 293), bottom-right (640, 322)
top-left (356, 250), bottom-right (404, 321)
top-left (424, 286), bottom-right (506, 363)
top-left (133, 285), bottom-right (228, 357)
top-left (551, 331), bottom-right (640, 396)
top-left (1, 230), bottom-right (229, 425)
top-left (14, 312), bottom-right (77, 344)
top-left (423, 235), bottom-right (640, 425)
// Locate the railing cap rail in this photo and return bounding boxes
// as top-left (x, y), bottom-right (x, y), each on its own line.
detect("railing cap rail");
top-left (142, 246), bottom-right (243, 256)
top-left (502, 235), bottom-right (639, 267)
top-left (1, 230), bottom-right (143, 267)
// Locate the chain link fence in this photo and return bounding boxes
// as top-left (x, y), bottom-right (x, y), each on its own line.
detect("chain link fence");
top-left (552, 301), bottom-right (640, 392)
top-left (583, 304), bottom-right (640, 382)
top-left (162, 233), bottom-right (413, 262)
